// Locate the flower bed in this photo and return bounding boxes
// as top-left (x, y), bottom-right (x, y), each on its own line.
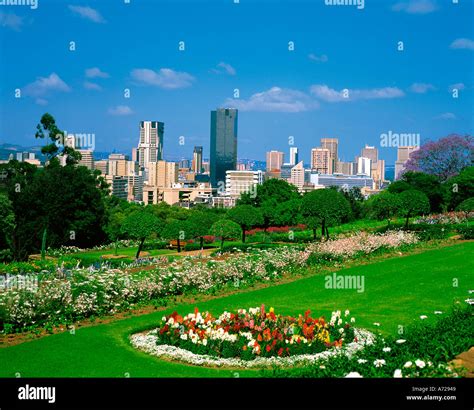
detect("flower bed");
top-left (0, 231), bottom-right (419, 332)
top-left (307, 231), bottom-right (418, 258)
top-left (130, 306), bottom-right (374, 368)
top-left (415, 211), bottom-right (474, 225)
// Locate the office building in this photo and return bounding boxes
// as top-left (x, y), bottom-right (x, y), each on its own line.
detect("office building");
top-left (321, 138), bottom-right (338, 173)
top-left (311, 148), bottom-right (331, 174)
top-left (289, 147), bottom-right (299, 166)
top-left (280, 163), bottom-right (293, 180)
top-left (266, 150), bottom-right (284, 172)
top-left (361, 145), bottom-right (378, 163)
top-left (336, 161), bottom-right (354, 175)
top-left (310, 173), bottom-right (374, 190)
top-left (94, 160), bottom-right (108, 175)
top-left (137, 121), bottom-right (164, 168)
top-left (210, 108), bottom-right (238, 187)
top-left (192, 146), bottom-right (203, 174)
top-left (225, 170), bottom-right (263, 198)
top-left (77, 150), bottom-right (94, 170)
top-left (147, 160), bottom-right (178, 188)
top-left (357, 157), bottom-right (371, 176)
top-left (106, 175), bottom-right (128, 200)
top-left (395, 146), bottom-right (418, 180)
top-left (289, 161), bottom-right (305, 192)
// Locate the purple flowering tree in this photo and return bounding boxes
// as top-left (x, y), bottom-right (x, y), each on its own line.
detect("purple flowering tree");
top-left (403, 134), bottom-right (473, 181)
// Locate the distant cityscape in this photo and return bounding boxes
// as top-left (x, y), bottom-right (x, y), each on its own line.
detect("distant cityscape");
top-left (0, 108), bottom-right (414, 208)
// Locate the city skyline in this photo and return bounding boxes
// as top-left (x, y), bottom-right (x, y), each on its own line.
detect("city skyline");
top-left (0, 0), bottom-right (472, 166)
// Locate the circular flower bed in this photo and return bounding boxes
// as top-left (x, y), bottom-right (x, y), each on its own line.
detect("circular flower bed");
top-left (130, 306), bottom-right (374, 368)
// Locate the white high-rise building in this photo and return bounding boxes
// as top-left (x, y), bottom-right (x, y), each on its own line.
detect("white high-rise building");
top-left (137, 121), bottom-right (164, 168)
top-left (357, 157), bottom-right (371, 176)
top-left (289, 147), bottom-right (299, 166)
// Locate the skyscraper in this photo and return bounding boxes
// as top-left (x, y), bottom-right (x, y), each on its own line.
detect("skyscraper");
top-left (289, 161), bottom-right (305, 192)
top-left (210, 108), bottom-right (238, 187)
top-left (137, 121), bottom-right (164, 168)
top-left (321, 138), bottom-right (338, 174)
top-left (289, 147), bottom-right (299, 166)
top-left (395, 146), bottom-right (418, 180)
top-left (266, 150), bottom-right (284, 171)
top-left (311, 148), bottom-right (331, 174)
top-left (192, 146), bottom-right (203, 174)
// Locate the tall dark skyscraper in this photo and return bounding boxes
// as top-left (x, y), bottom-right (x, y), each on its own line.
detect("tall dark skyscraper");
top-left (210, 108), bottom-right (238, 187)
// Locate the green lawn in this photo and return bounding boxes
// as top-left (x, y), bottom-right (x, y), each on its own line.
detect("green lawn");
top-left (1, 242), bottom-right (472, 378)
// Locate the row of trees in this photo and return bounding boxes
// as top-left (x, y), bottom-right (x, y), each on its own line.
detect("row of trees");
top-left (0, 114), bottom-right (472, 261)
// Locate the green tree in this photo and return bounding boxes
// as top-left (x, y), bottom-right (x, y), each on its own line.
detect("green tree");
top-left (272, 198), bottom-right (302, 226)
top-left (398, 190), bottom-right (430, 229)
top-left (444, 167), bottom-right (474, 211)
top-left (161, 219), bottom-right (191, 253)
top-left (209, 219), bottom-right (242, 250)
top-left (238, 179), bottom-right (300, 207)
top-left (121, 211), bottom-right (162, 258)
top-left (0, 193), bottom-right (15, 261)
top-left (301, 189), bottom-right (351, 240)
top-left (227, 205), bottom-right (263, 243)
top-left (186, 211), bottom-right (220, 249)
top-left (366, 191), bottom-right (401, 226)
top-left (305, 216), bottom-right (320, 240)
top-left (456, 197), bottom-right (474, 220)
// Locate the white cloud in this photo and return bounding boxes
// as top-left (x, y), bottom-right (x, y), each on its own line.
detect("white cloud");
top-left (308, 53), bottom-right (328, 63)
top-left (310, 84), bottom-right (405, 102)
top-left (392, 0), bottom-right (438, 14)
top-left (23, 73), bottom-right (71, 97)
top-left (224, 87), bottom-right (318, 113)
top-left (35, 98), bottom-right (48, 106)
top-left (408, 83), bottom-right (436, 93)
top-left (85, 67), bottom-right (109, 78)
top-left (68, 5), bottom-right (105, 23)
top-left (448, 83), bottom-right (465, 91)
top-left (84, 81), bottom-right (102, 91)
top-left (108, 105), bottom-right (133, 116)
top-left (0, 12), bottom-right (23, 31)
top-left (212, 62), bottom-right (236, 75)
top-left (131, 68), bottom-right (195, 89)
top-left (435, 112), bottom-right (456, 120)
top-left (450, 38), bottom-right (474, 50)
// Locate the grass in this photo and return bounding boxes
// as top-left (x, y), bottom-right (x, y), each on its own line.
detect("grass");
top-left (0, 242), bottom-right (472, 378)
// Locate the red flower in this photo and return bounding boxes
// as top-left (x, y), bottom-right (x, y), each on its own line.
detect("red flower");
top-left (278, 348), bottom-right (284, 356)
top-left (266, 345), bottom-right (271, 352)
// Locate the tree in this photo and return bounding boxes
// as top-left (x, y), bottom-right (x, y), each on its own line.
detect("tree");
top-left (403, 134), bottom-right (473, 182)
top-left (209, 219), bottom-right (242, 250)
top-left (271, 198), bottom-right (302, 226)
top-left (0, 193), bottom-right (15, 262)
top-left (161, 219), bottom-right (191, 253)
top-left (389, 171), bottom-right (444, 213)
top-left (456, 197), bottom-right (474, 220)
top-left (35, 113), bottom-right (81, 165)
top-left (305, 216), bottom-right (320, 240)
top-left (121, 211), bottom-right (162, 258)
top-left (366, 191), bottom-right (401, 226)
top-left (9, 162), bottom-right (108, 260)
top-left (227, 205), bottom-right (263, 243)
top-left (444, 167), bottom-right (474, 211)
top-left (238, 179), bottom-right (300, 207)
top-left (338, 186), bottom-right (364, 220)
top-left (301, 189), bottom-right (351, 240)
top-left (398, 190), bottom-right (430, 229)
top-left (186, 211), bottom-right (220, 249)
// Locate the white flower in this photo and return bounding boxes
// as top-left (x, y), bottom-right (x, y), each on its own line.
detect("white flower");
top-left (344, 310), bottom-right (350, 317)
top-left (373, 322), bottom-right (380, 327)
top-left (180, 334), bottom-right (188, 340)
top-left (357, 359), bottom-right (367, 364)
top-left (345, 372), bottom-right (363, 378)
top-left (396, 339), bottom-right (406, 344)
top-left (337, 319), bottom-right (342, 326)
top-left (434, 311), bottom-right (443, 314)
top-left (202, 338), bottom-right (208, 346)
top-left (393, 369), bottom-right (403, 378)
top-left (419, 315), bottom-right (427, 320)
top-left (415, 360), bottom-right (426, 368)
top-left (338, 328), bottom-right (344, 334)
top-left (319, 365), bottom-right (326, 369)
top-left (382, 347), bottom-right (391, 352)
top-left (350, 317), bottom-right (355, 323)
top-left (161, 316), bottom-right (166, 322)
top-left (373, 359), bottom-right (386, 367)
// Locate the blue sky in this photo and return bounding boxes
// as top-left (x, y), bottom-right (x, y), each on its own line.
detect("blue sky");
top-left (0, 0), bottom-right (472, 165)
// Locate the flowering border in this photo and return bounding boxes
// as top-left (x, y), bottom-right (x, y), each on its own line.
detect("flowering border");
top-left (130, 328), bottom-right (374, 369)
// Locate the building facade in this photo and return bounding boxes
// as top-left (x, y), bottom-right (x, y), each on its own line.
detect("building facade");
top-left (210, 108), bottom-right (238, 187)
top-left (311, 148), bottom-right (331, 174)
top-left (138, 121), bottom-right (164, 168)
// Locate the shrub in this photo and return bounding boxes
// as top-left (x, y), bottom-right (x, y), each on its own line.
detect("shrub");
top-left (457, 225), bottom-right (474, 240)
